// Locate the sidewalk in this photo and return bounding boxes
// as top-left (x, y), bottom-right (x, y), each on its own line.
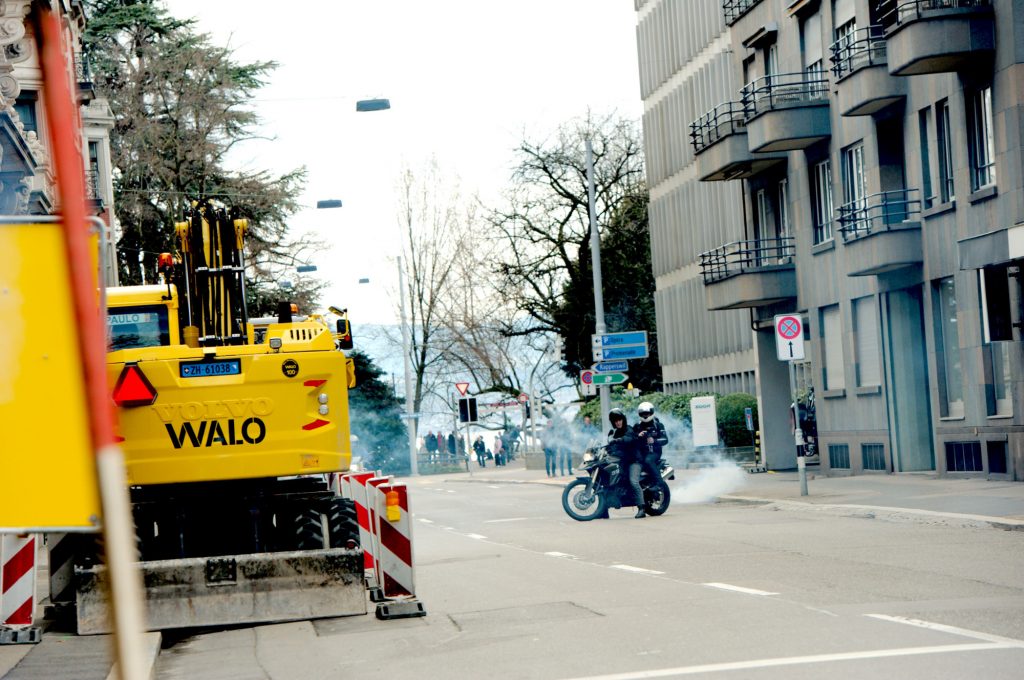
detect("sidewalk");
top-left (435, 461), bottom-right (1024, 531)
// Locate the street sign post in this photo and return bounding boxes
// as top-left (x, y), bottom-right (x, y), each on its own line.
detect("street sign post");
top-left (744, 407), bottom-right (754, 432)
top-left (591, 331), bottom-right (649, 362)
top-left (774, 314), bottom-right (805, 361)
top-left (590, 372), bottom-right (628, 386)
top-left (592, 360), bottom-right (628, 373)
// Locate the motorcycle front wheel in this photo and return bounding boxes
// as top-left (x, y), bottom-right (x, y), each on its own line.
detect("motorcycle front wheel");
top-left (644, 480), bottom-right (671, 516)
top-left (562, 478), bottom-right (606, 521)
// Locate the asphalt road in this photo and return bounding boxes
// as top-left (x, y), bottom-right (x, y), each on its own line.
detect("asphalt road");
top-left (152, 474), bottom-right (1024, 680)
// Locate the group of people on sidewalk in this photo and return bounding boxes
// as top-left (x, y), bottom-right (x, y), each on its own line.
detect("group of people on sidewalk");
top-left (473, 433), bottom-right (510, 468)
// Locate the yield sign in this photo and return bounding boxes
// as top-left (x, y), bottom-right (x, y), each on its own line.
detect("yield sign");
top-left (455, 382), bottom-right (470, 396)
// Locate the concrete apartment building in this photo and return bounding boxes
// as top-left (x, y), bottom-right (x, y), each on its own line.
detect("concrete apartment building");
top-left (635, 0), bottom-right (1024, 480)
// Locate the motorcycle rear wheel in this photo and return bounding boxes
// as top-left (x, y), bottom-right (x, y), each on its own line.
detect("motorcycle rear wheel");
top-left (644, 480), bottom-right (671, 516)
top-left (562, 478), bottom-right (606, 522)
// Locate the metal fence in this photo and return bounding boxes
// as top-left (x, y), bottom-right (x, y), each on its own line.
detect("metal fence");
top-left (838, 188), bottom-right (922, 242)
top-left (877, 0), bottom-right (991, 30)
top-left (740, 71), bottom-right (830, 119)
top-left (690, 101), bottom-right (748, 154)
top-left (723, 0), bottom-right (763, 26)
top-left (699, 237), bottom-right (795, 284)
top-left (830, 25), bottom-right (888, 79)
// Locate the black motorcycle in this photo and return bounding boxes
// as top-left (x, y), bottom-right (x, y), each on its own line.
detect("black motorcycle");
top-left (561, 445), bottom-right (675, 521)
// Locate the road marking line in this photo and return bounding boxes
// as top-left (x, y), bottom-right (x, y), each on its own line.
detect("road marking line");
top-left (610, 564), bottom-right (665, 575)
top-left (417, 518), bottom-right (433, 524)
top-left (559, 642), bottom-right (1012, 679)
top-left (487, 485), bottom-right (501, 489)
top-left (484, 517), bottom-right (529, 523)
top-left (702, 582), bottom-right (778, 596)
top-left (465, 533), bottom-right (487, 540)
top-left (545, 551), bottom-right (576, 559)
top-left (866, 614), bottom-right (1024, 647)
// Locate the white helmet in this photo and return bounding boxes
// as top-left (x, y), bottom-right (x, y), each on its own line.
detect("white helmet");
top-left (638, 402), bottom-right (655, 423)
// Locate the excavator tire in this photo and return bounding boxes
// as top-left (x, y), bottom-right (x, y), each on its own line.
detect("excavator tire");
top-left (327, 497), bottom-right (359, 548)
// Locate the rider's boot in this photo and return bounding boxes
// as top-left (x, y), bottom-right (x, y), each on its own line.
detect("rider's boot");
top-left (634, 507), bottom-right (646, 519)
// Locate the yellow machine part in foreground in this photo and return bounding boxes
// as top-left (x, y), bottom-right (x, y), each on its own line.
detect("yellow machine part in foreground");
top-left (108, 321), bottom-right (354, 486)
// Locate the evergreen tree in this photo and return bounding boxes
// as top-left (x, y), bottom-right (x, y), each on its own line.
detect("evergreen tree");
top-left (346, 350), bottom-right (409, 476)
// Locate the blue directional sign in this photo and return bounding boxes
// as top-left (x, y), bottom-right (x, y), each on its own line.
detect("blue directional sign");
top-left (594, 345), bottom-right (648, 361)
top-left (593, 331), bottom-right (648, 347)
top-left (593, 360), bottom-right (628, 373)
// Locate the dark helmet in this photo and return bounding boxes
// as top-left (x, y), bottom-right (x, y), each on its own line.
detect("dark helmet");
top-left (608, 408), bottom-right (627, 426)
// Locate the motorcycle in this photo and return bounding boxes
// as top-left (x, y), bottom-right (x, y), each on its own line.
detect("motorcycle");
top-left (561, 445), bottom-right (675, 521)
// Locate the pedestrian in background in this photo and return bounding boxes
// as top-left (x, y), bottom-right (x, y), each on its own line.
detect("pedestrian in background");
top-left (425, 430), bottom-right (438, 463)
top-left (542, 421), bottom-right (557, 477)
top-left (473, 435), bottom-right (487, 467)
top-left (492, 434), bottom-right (504, 466)
top-left (447, 432), bottom-right (456, 460)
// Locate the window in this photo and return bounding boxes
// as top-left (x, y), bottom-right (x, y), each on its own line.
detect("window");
top-left (756, 188), bottom-right (771, 240)
top-left (853, 296), bottom-right (881, 387)
top-left (842, 142), bottom-right (867, 230)
top-left (829, 444), bottom-right (850, 469)
top-left (933, 277), bottom-right (964, 418)
top-left (834, 18), bottom-right (857, 56)
top-left (821, 304), bottom-right (845, 390)
top-left (812, 159), bottom-right (834, 243)
top-left (777, 179), bottom-right (791, 239)
top-left (967, 86), bottom-right (996, 191)
top-left (862, 444), bottom-right (886, 471)
top-left (936, 99), bottom-right (954, 203)
top-left (108, 305), bottom-right (171, 350)
top-left (945, 441), bottom-right (982, 473)
top-left (765, 43), bottom-right (779, 85)
top-left (987, 441), bottom-right (1008, 475)
top-left (88, 140), bottom-right (102, 200)
top-left (918, 108), bottom-right (934, 209)
top-left (13, 90), bottom-right (37, 134)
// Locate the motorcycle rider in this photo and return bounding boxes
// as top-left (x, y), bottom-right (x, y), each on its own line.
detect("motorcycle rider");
top-left (633, 401), bottom-right (669, 483)
top-left (606, 408), bottom-right (645, 519)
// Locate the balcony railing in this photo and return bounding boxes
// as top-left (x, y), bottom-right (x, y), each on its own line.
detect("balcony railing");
top-left (723, 0), bottom-right (764, 25)
top-left (838, 189), bottom-right (921, 242)
top-left (877, 0), bottom-right (991, 30)
top-left (690, 101), bottom-right (748, 154)
top-left (85, 169), bottom-right (101, 200)
top-left (699, 237), bottom-right (795, 284)
top-left (830, 25), bottom-right (888, 79)
top-left (741, 72), bottom-right (830, 119)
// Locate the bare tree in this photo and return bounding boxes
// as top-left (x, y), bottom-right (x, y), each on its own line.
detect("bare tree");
top-left (487, 112), bottom-right (645, 336)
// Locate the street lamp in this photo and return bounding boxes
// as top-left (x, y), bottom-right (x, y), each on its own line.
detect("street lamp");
top-left (317, 197), bottom-right (419, 477)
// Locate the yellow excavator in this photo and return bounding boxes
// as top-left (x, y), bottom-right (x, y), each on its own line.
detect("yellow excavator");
top-left (68, 199), bottom-right (366, 634)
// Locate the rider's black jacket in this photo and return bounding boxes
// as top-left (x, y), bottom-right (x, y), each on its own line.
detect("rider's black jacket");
top-left (606, 425), bottom-right (638, 463)
top-left (632, 418), bottom-right (668, 458)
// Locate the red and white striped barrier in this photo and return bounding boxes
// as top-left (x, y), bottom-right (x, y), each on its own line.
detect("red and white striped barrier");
top-left (1, 534), bottom-right (37, 629)
top-left (373, 483), bottom-right (425, 619)
top-left (365, 476), bottom-right (393, 588)
top-left (341, 472), bottom-right (379, 582)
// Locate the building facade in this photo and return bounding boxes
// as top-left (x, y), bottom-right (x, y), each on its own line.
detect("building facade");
top-left (636, 0), bottom-right (1024, 479)
top-left (1, 0), bottom-right (118, 283)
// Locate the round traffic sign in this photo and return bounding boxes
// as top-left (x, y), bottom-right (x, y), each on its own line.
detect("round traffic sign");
top-left (581, 370), bottom-right (594, 385)
top-left (518, 393), bottom-right (529, 403)
top-left (777, 315), bottom-right (802, 340)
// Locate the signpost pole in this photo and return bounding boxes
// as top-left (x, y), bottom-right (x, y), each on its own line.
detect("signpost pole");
top-left (586, 140), bottom-right (610, 427)
top-left (790, 359), bottom-right (808, 497)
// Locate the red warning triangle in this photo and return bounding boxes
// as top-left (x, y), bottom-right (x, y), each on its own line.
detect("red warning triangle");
top-left (455, 382), bottom-right (470, 396)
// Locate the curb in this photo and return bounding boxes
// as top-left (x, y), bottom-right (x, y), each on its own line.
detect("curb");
top-left (447, 477), bottom-right (567, 487)
top-left (105, 631), bottom-right (162, 680)
top-left (720, 494), bottom-right (1024, 532)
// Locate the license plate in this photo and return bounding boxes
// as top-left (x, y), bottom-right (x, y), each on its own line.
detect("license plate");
top-left (180, 359), bottom-right (241, 378)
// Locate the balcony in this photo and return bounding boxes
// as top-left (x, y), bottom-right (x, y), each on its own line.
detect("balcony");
top-left (878, 0), bottom-right (994, 76)
top-left (839, 189), bottom-right (923, 276)
top-left (689, 102), bottom-right (786, 181)
top-left (723, 0), bottom-right (764, 26)
top-left (829, 26), bottom-right (906, 116)
top-left (699, 238), bottom-right (798, 310)
top-left (741, 72), bottom-right (831, 153)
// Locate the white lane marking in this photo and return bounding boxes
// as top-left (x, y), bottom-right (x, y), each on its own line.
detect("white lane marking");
top-left (559, 643), bottom-right (1012, 680)
top-left (610, 564), bottom-right (665, 575)
top-left (445, 489), bottom-right (456, 493)
top-left (487, 485), bottom-right (501, 489)
top-left (465, 533), bottom-right (487, 540)
top-left (866, 614), bottom-right (1024, 647)
top-left (484, 517), bottom-right (529, 523)
top-left (417, 518), bottom-right (433, 524)
top-left (702, 582), bottom-right (778, 597)
top-left (545, 551), bottom-right (576, 559)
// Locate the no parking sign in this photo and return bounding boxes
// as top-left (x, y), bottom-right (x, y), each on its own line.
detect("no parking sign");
top-left (774, 314), bottom-right (805, 361)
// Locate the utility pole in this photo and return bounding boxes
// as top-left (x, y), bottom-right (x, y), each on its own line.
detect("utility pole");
top-left (586, 140), bottom-right (610, 428)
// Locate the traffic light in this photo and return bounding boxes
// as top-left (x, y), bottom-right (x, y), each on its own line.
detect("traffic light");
top-left (458, 397), bottom-right (478, 423)
top-left (551, 337), bottom-right (566, 363)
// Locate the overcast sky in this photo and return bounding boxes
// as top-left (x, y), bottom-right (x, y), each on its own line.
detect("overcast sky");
top-left (162, 1), bottom-right (643, 327)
